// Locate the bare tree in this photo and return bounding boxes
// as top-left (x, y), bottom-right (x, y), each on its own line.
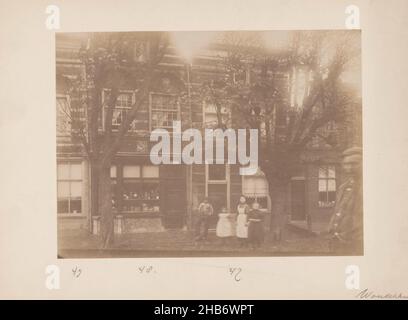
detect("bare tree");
top-left (58, 31), bottom-right (361, 247)
top-left (202, 31), bottom-right (362, 238)
top-left (58, 32), bottom-right (170, 248)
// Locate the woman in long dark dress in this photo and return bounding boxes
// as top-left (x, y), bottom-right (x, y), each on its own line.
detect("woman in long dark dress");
top-left (247, 202), bottom-right (264, 249)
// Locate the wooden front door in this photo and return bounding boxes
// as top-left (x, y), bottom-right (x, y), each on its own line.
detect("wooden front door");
top-left (160, 165), bottom-right (187, 229)
top-left (206, 164), bottom-right (229, 229)
top-left (291, 179), bottom-right (306, 221)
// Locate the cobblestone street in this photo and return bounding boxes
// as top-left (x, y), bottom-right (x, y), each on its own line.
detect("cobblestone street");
top-left (58, 226), bottom-right (332, 258)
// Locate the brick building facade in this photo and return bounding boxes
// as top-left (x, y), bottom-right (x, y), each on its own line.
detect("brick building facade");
top-left (56, 32), bottom-right (361, 235)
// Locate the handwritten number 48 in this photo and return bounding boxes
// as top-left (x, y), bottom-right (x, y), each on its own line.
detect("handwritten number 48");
top-left (139, 266), bottom-right (154, 274)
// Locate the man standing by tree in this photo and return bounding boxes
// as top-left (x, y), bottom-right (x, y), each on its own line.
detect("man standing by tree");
top-left (328, 146), bottom-right (363, 254)
top-left (201, 31), bottom-right (361, 243)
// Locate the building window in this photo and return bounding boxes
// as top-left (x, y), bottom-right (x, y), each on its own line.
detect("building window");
top-left (242, 168), bottom-right (269, 211)
top-left (231, 66), bottom-right (250, 85)
top-left (203, 102), bottom-right (231, 129)
top-left (57, 162), bottom-right (82, 214)
top-left (110, 165), bottom-right (117, 179)
top-left (290, 67), bottom-right (310, 108)
top-left (103, 90), bottom-right (137, 131)
top-left (150, 93), bottom-right (180, 132)
top-left (112, 93), bottom-right (132, 128)
top-left (318, 165), bottom-right (336, 207)
top-left (121, 165), bottom-right (160, 214)
top-left (56, 95), bottom-right (71, 136)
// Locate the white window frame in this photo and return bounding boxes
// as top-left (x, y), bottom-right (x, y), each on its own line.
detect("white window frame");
top-left (318, 165), bottom-right (336, 208)
top-left (149, 92), bottom-right (180, 132)
top-left (241, 168), bottom-right (271, 213)
top-left (202, 101), bottom-right (231, 129)
top-left (121, 165), bottom-right (160, 214)
top-left (102, 89), bottom-right (137, 132)
top-left (290, 67), bottom-right (310, 108)
top-left (57, 161), bottom-right (84, 217)
top-left (56, 94), bottom-right (72, 137)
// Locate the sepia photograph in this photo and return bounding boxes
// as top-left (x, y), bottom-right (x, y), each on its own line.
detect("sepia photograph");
top-left (2, 0), bottom-right (408, 303)
top-left (56, 30), bottom-right (363, 258)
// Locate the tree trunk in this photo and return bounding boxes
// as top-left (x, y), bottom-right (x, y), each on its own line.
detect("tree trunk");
top-left (268, 179), bottom-right (289, 241)
top-left (98, 163), bottom-right (114, 248)
top-left (90, 161), bottom-right (99, 224)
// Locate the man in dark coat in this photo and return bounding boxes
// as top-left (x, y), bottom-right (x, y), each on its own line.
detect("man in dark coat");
top-left (328, 147), bottom-right (363, 254)
top-left (195, 197), bottom-right (214, 242)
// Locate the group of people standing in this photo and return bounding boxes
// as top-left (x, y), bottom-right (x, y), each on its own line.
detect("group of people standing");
top-left (195, 195), bottom-right (264, 249)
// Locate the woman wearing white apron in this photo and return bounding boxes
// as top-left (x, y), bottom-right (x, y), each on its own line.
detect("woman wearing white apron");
top-left (216, 206), bottom-right (236, 245)
top-left (236, 195), bottom-right (250, 247)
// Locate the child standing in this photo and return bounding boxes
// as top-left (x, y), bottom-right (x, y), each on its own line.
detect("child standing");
top-left (247, 201), bottom-right (264, 249)
top-left (195, 197), bottom-right (214, 242)
top-left (236, 195), bottom-right (250, 247)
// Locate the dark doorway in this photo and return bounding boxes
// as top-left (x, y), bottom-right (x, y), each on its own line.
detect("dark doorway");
top-left (160, 165), bottom-right (187, 228)
top-left (207, 184), bottom-right (227, 229)
top-left (291, 179), bottom-right (306, 221)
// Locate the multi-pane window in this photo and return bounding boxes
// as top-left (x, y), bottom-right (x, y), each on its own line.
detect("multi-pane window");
top-left (150, 93), bottom-right (180, 131)
top-left (56, 95), bottom-right (71, 136)
top-left (120, 165), bottom-right (160, 214)
top-left (203, 102), bottom-right (231, 129)
top-left (290, 67), bottom-right (309, 108)
top-left (57, 163), bottom-right (82, 214)
top-left (111, 93), bottom-right (133, 130)
top-left (242, 169), bottom-right (269, 211)
top-left (309, 121), bottom-right (338, 149)
top-left (318, 165), bottom-right (336, 207)
top-left (103, 91), bottom-right (137, 131)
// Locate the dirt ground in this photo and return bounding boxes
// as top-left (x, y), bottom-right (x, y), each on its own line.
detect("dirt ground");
top-left (57, 225), bottom-right (340, 258)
